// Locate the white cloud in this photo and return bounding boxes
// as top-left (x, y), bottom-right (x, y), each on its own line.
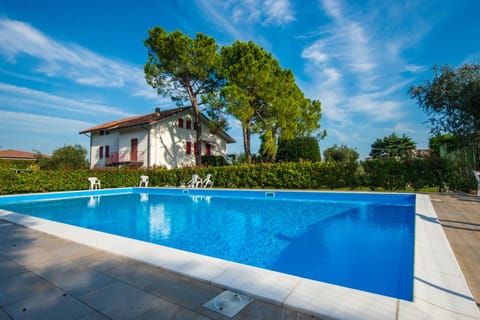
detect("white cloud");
top-left (196, 0), bottom-right (246, 40)
top-left (348, 96), bottom-right (403, 121)
top-left (301, 41), bottom-right (329, 65)
top-left (0, 18), bottom-right (156, 98)
top-left (404, 64), bottom-right (426, 73)
top-left (319, 0), bottom-right (376, 75)
top-left (0, 83), bottom-right (132, 117)
top-left (0, 110), bottom-right (94, 135)
top-left (299, 0), bottom-right (436, 149)
top-left (264, 0), bottom-right (295, 25)
top-left (463, 53), bottom-right (480, 64)
top-left (200, 0), bottom-right (295, 33)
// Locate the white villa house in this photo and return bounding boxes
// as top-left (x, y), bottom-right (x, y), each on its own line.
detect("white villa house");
top-left (79, 107), bottom-right (235, 169)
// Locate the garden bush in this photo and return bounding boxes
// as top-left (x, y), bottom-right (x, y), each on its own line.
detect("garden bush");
top-left (0, 156), bottom-right (469, 195)
top-left (276, 137), bottom-right (321, 162)
top-left (201, 155), bottom-right (228, 167)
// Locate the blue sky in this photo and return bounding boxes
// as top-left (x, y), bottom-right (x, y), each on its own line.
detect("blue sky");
top-left (0, 0), bottom-right (479, 160)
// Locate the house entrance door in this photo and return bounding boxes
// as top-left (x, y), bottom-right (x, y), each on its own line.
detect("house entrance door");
top-left (130, 138), bottom-right (138, 161)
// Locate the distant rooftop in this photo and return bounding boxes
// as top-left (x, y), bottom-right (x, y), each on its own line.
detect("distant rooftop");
top-left (0, 149), bottom-right (46, 160)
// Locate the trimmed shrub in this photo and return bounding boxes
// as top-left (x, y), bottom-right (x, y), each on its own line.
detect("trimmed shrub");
top-left (201, 155), bottom-right (228, 167)
top-left (361, 158), bottom-right (407, 191)
top-left (0, 156), bottom-right (466, 195)
top-left (276, 137), bottom-right (321, 162)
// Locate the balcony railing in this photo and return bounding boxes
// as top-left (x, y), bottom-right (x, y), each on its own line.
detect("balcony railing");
top-left (105, 150), bottom-right (144, 166)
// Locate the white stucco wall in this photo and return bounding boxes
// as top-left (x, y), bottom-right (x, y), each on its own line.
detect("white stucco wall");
top-left (89, 132), bottom-right (119, 169)
top-left (150, 109), bottom-right (230, 169)
top-left (150, 111), bottom-right (196, 169)
top-left (118, 128), bottom-right (148, 166)
top-left (89, 109), bottom-right (232, 169)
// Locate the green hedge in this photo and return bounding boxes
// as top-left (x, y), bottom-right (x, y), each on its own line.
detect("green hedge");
top-left (0, 157), bottom-right (475, 195)
top-left (276, 137), bottom-right (321, 162)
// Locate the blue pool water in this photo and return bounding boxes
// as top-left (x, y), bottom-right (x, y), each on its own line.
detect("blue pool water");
top-left (0, 189), bottom-right (415, 300)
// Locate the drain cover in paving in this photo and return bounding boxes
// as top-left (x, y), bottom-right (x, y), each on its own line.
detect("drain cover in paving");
top-left (203, 290), bottom-right (254, 317)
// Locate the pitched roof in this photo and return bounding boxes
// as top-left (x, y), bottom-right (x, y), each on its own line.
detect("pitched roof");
top-left (79, 107), bottom-right (235, 143)
top-left (0, 149), bottom-right (39, 160)
top-left (79, 107), bottom-right (190, 134)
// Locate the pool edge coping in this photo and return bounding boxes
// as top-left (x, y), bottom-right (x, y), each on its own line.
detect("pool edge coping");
top-left (0, 190), bottom-right (478, 320)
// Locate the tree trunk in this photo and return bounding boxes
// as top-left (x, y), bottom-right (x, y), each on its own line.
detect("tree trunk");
top-left (270, 128), bottom-right (278, 163)
top-left (195, 114), bottom-right (202, 167)
top-left (243, 125), bottom-right (251, 163)
top-left (187, 86), bottom-right (202, 166)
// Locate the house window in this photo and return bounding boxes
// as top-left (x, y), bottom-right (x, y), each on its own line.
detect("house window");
top-left (186, 120), bottom-right (192, 130)
top-left (178, 118), bottom-right (184, 128)
top-left (186, 141), bottom-right (192, 155)
top-left (99, 146), bottom-right (104, 159)
top-left (105, 145), bottom-right (110, 159)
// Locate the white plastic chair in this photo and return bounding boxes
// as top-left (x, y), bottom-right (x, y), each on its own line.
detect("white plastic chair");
top-left (139, 175), bottom-right (149, 187)
top-left (186, 174), bottom-right (202, 188)
top-left (88, 177), bottom-right (101, 190)
top-left (473, 170), bottom-right (480, 196)
top-left (202, 174), bottom-right (213, 188)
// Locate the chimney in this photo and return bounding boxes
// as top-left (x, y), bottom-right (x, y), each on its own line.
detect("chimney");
top-left (155, 107), bottom-right (161, 119)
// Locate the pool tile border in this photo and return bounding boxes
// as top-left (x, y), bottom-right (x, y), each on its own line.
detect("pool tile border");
top-left (0, 191), bottom-right (479, 319)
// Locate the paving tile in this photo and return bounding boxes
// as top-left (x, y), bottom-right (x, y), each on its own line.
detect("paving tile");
top-left (1, 245), bottom-right (59, 270)
top-left (73, 250), bottom-right (131, 273)
top-left (79, 281), bottom-right (166, 319)
top-left (397, 300), bottom-right (434, 320)
top-left (0, 259), bottom-right (28, 281)
top-left (76, 312), bottom-right (111, 320)
top-left (414, 276), bottom-right (479, 319)
top-left (100, 258), bottom-right (172, 289)
top-left (0, 271), bottom-right (61, 306)
top-left (284, 278), bottom-right (397, 320)
top-left (169, 309), bottom-right (212, 320)
top-left (38, 240), bottom-right (99, 261)
top-left (431, 194), bottom-right (480, 310)
top-left (32, 262), bottom-right (115, 297)
top-left (0, 307), bottom-right (11, 320)
top-left (3, 290), bottom-right (98, 320)
top-left (145, 271), bottom-right (223, 313)
top-left (133, 298), bottom-right (205, 320)
top-left (211, 263), bottom-right (300, 306)
top-left (233, 299), bottom-right (321, 320)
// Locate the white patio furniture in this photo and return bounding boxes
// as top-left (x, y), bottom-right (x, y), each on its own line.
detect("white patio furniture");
top-left (139, 175), bottom-right (149, 187)
top-left (202, 174), bottom-right (213, 188)
top-left (186, 174), bottom-right (202, 188)
top-left (473, 170), bottom-right (480, 196)
top-left (88, 177), bottom-right (101, 190)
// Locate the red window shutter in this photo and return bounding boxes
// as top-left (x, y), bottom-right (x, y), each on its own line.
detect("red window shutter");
top-left (193, 142), bottom-right (197, 155)
top-left (99, 146), bottom-right (104, 159)
top-left (186, 120), bottom-right (192, 129)
top-left (178, 118), bottom-right (184, 128)
top-left (186, 141), bottom-right (191, 155)
top-left (105, 145), bottom-right (110, 158)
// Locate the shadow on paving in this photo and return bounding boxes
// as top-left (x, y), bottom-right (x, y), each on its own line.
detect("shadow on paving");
top-left (0, 218), bottom-right (319, 319)
top-left (429, 193), bottom-right (480, 310)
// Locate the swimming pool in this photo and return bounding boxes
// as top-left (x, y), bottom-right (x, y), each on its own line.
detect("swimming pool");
top-left (0, 188), bottom-right (415, 301)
